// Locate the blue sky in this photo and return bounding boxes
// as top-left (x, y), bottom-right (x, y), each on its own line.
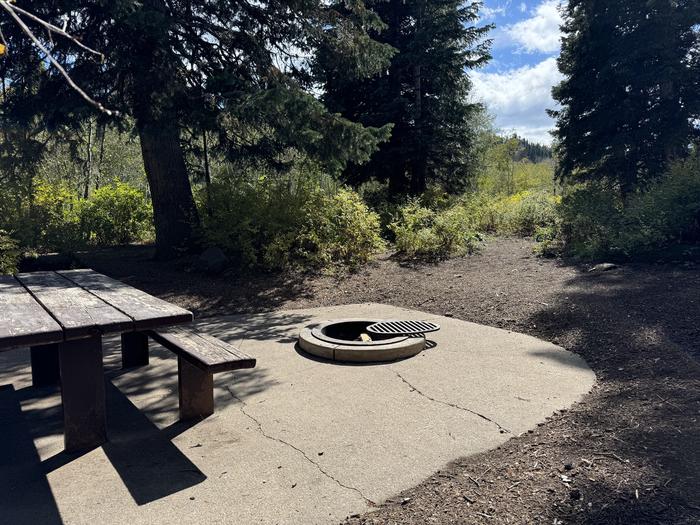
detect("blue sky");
top-left (471, 1), bottom-right (565, 144)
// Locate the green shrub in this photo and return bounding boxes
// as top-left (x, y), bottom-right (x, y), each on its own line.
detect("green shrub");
top-left (0, 230), bottom-right (20, 275)
top-left (390, 200), bottom-right (481, 259)
top-left (11, 180), bottom-right (153, 254)
top-left (618, 156), bottom-right (700, 255)
top-left (200, 167), bottom-right (384, 271)
top-left (558, 183), bottom-right (625, 259)
top-left (532, 224), bottom-right (563, 258)
top-left (295, 188), bottom-right (384, 269)
top-left (24, 180), bottom-right (84, 252)
top-left (559, 155), bottom-right (700, 259)
top-left (456, 191), bottom-right (560, 237)
top-left (80, 181), bottom-right (154, 245)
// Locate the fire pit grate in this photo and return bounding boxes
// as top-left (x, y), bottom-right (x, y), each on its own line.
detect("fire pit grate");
top-left (298, 319), bottom-right (430, 363)
top-left (366, 320), bottom-right (440, 337)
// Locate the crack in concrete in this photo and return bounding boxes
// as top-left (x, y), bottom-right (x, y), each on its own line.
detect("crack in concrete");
top-left (226, 387), bottom-right (376, 507)
top-left (390, 369), bottom-right (512, 434)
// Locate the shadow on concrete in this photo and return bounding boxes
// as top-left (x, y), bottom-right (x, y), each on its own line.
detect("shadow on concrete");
top-left (0, 385), bottom-right (63, 525)
top-left (197, 311), bottom-right (313, 344)
top-left (37, 380), bottom-right (207, 506)
top-left (101, 381), bottom-right (206, 505)
top-left (528, 348), bottom-right (591, 371)
top-left (109, 343), bottom-right (277, 422)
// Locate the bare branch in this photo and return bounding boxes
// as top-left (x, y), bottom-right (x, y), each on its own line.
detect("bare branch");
top-left (0, 1), bottom-right (116, 115)
top-left (7, 3), bottom-right (103, 60)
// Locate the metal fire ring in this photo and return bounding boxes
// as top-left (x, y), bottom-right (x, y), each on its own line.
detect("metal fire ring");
top-left (366, 320), bottom-right (440, 337)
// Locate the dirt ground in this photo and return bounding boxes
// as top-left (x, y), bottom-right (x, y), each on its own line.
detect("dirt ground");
top-left (79, 238), bottom-right (700, 524)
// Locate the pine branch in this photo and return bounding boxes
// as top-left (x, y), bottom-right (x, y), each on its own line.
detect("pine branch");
top-left (0, 0), bottom-right (116, 116)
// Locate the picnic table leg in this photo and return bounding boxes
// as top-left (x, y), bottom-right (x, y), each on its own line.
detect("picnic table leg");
top-left (30, 343), bottom-right (60, 387)
top-left (121, 331), bottom-right (149, 368)
top-left (178, 356), bottom-right (214, 420)
top-left (58, 336), bottom-right (107, 452)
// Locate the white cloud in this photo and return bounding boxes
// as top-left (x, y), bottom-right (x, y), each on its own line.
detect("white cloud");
top-left (471, 57), bottom-right (563, 144)
top-left (506, 0), bottom-right (563, 54)
top-left (480, 6), bottom-right (506, 21)
top-left (520, 2), bottom-right (528, 13)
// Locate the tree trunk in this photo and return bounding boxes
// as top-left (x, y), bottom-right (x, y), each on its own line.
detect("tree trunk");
top-left (410, 3), bottom-right (427, 196)
top-left (137, 118), bottom-right (200, 260)
top-left (410, 63), bottom-right (427, 195)
top-left (83, 119), bottom-right (93, 199)
top-left (202, 130), bottom-right (212, 216)
top-left (95, 121), bottom-right (106, 191)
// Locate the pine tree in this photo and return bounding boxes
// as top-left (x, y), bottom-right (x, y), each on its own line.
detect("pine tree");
top-left (316, 0), bottom-right (491, 195)
top-left (551, 0), bottom-right (700, 197)
top-left (0, 1), bottom-right (393, 258)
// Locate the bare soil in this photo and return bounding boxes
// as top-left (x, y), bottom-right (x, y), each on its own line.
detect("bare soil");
top-left (78, 238), bottom-right (700, 524)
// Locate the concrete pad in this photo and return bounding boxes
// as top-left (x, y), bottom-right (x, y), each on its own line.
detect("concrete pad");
top-left (0, 303), bottom-right (595, 524)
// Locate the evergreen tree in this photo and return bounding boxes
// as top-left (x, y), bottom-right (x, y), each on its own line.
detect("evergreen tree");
top-left (0, 1), bottom-right (393, 258)
top-left (551, 0), bottom-right (700, 197)
top-left (316, 0), bottom-right (491, 195)
top-left (515, 138), bottom-right (552, 163)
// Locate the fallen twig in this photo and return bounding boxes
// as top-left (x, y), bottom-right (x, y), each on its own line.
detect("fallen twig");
top-left (594, 452), bottom-right (629, 464)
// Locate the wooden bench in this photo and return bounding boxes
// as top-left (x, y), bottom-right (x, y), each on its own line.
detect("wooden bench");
top-left (147, 328), bottom-right (256, 420)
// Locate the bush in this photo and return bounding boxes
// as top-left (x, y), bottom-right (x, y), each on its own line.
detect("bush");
top-left (559, 155), bottom-right (700, 260)
top-left (200, 167), bottom-right (384, 271)
top-left (390, 200), bottom-right (481, 259)
top-left (618, 156), bottom-right (700, 255)
top-left (558, 183), bottom-right (625, 259)
top-left (456, 191), bottom-right (561, 237)
top-left (294, 188), bottom-right (385, 269)
top-left (23, 180), bottom-right (84, 252)
top-left (80, 181), bottom-right (154, 245)
top-left (0, 230), bottom-right (20, 275)
top-left (10, 180), bottom-right (153, 254)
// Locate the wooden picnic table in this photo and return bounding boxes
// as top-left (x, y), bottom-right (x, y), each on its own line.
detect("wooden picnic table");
top-left (0, 269), bottom-right (193, 452)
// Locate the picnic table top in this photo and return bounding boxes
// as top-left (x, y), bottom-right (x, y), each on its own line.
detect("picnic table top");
top-left (0, 269), bottom-right (193, 350)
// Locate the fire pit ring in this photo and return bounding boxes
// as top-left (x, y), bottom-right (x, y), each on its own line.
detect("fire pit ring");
top-left (298, 319), bottom-right (426, 363)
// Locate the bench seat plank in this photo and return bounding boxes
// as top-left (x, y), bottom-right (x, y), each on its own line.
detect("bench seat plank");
top-left (58, 269), bottom-right (193, 330)
top-left (149, 328), bottom-right (256, 373)
top-left (17, 272), bottom-right (132, 340)
top-left (0, 276), bottom-right (64, 350)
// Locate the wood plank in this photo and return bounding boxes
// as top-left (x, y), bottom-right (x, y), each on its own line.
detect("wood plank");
top-left (58, 269), bottom-right (193, 330)
top-left (30, 344), bottom-right (60, 386)
top-left (59, 336), bottom-right (107, 452)
top-left (121, 331), bottom-right (149, 368)
top-left (0, 275), bottom-right (64, 350)
top-left (149, 328), bottom-right (256, 373)
top-left (17, 272), bottom-right (132, 340)
top-left (178, 356), bottom-right (214, 419)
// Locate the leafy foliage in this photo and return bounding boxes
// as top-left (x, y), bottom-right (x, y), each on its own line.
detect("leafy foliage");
top-left (24, 180), bottom-right (84, 252)
top-left (560, 155), bottom-right (700, 260)
top-left (200, 166), bottom-right (384, 271)
top-left (464, 192), bottom-right (561, 237)
top-left (79, 181), bottom-right (154, 246)
top-left (0, 231), bottom-right (20, 275)
top-left (0, 0), bottom-right (396, 257)
top-left (389, 200), bottom-right (482, 259)
top-left (2, 179), bottom-right (153, 253)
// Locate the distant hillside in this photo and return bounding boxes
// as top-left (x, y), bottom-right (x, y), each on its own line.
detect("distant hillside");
top-left (514, 138), bottom-right (552, 163)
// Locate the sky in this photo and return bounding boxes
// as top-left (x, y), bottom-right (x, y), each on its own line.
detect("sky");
top-left (471, 0), bottom-right (565, 145)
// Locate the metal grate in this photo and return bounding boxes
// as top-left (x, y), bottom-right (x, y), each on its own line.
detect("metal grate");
top-left (366, 320), bottom-right (440, 336)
